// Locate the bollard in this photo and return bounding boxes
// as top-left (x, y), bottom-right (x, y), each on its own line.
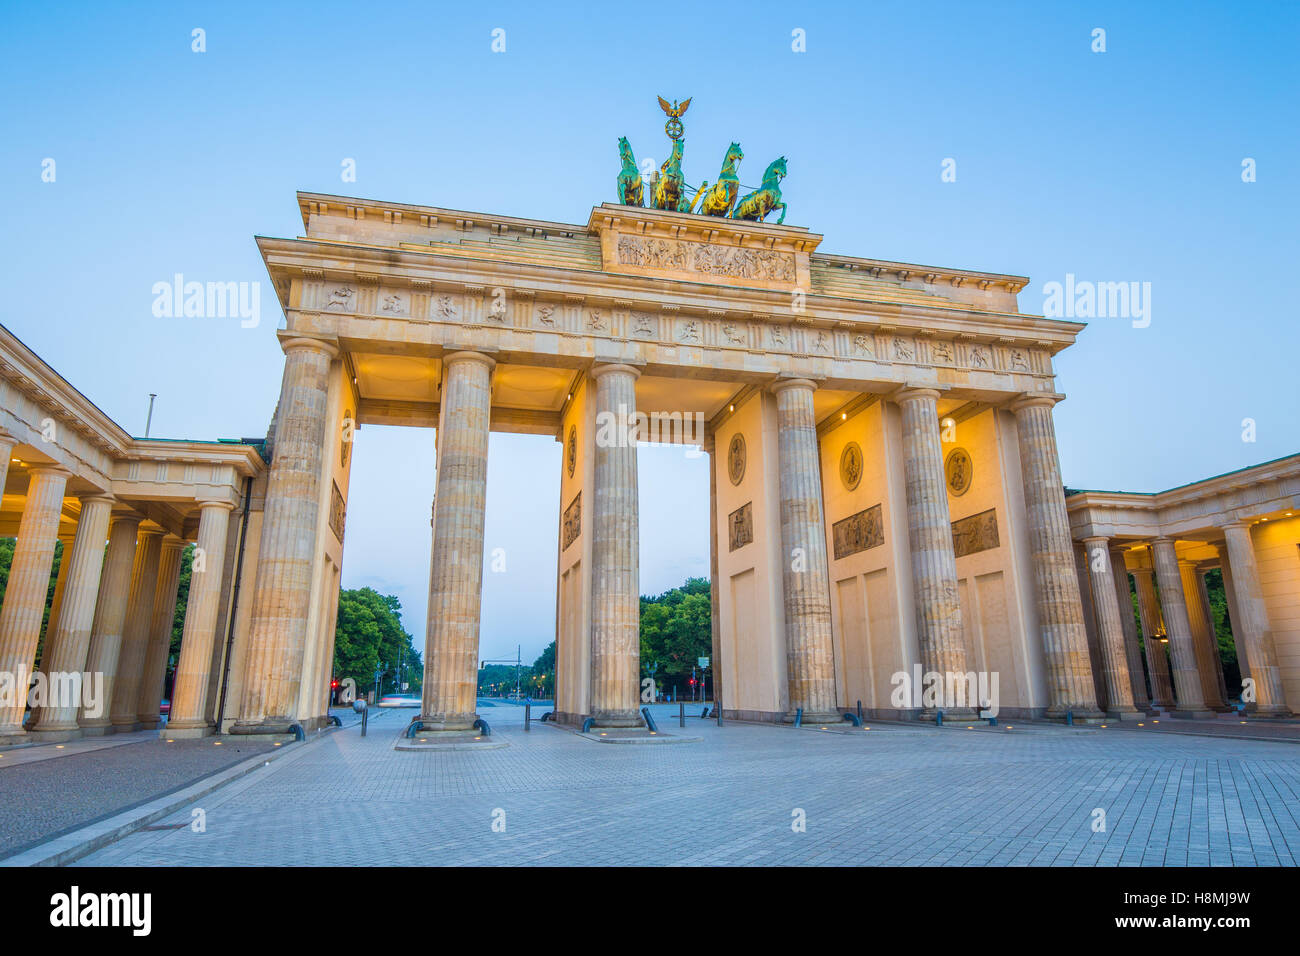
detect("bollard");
top-left (1065, 710), bottom-right (1074, 726)
top-left (716, 704), bottom-right (723, 727)
top-left (524, 701), bottom-right (531, 732)
top-left (857, 700), bottom-right (863, 722)
top-left (794, 707), bottom-right (803, 728)
top-left (679, 701), bottom-right (685, 728)
top-left (936, 710), bottom-right (943, 726)
top-left (353, 698), bottom-right (368, 737)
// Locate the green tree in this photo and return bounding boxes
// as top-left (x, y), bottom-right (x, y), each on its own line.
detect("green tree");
top-left (640, 576), bottom-right (711, 699)
top-left (333, 587), bottom-right (422, 698)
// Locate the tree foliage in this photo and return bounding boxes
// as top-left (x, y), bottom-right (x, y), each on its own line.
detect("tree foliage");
top-left (334, 587), bottom-right (422, 696)
top-left (640, 576), bottom-right (712, 698)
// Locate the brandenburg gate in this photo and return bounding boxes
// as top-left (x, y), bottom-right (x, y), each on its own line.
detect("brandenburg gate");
top-left (237, 186), bottom-right (1109, 737)
top-left (2, 138), bottom-right (1296, 744)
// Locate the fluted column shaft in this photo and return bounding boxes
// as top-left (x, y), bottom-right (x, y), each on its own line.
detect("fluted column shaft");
top-left (0, 467), bottom-right (70, 735)
top-left (421, 351), bottom-right (494, 731)
top-left (1081, 537), bottom-right (1138, 715)
top-left (895, 388), bottom-right (969, 713)
top-left (110, 529), bottom-right (162, 728)
top-left (1195, 570), bottom-right (1231, 706)
top-left (588, 363), bottom-right (642, 727)
top-left (774, 379), bottom-right (838, 719)
top-left (169, 502), bottom-right (235, 730)
top-left (80, 516), bottom-right (141, 731)
top-left (1132, 568), bottom-right (1174, 707)
top-left (1217, 546), bottom-right (1250, 688)
top-left (32, 496), bottom-right (114, 733)
top-left (1150, 537), bottom-right (1209, 714)
top-left (1010, 397), bottom-right (1101, 718)
top-left (233, 337), bottom-right (337, 733)
top-left (1179, 560), bottom-right (1225, 709)
top-left (42, 540), bottom-right (73, 654)
top-left (1221, 521), bottom-right (1290, 715)
top-left (1109, 546), bottom-right (1150, 709)
top-left (137, 537), bottom-right (185, 726)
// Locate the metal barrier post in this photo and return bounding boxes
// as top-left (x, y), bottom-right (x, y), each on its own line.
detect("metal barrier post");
top-left (524, 701), bottom-right (531, 732)
top-left (679, 701), bottom-right (685, 728)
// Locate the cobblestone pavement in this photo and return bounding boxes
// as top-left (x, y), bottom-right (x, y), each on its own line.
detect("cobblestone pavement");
top-left (71, 704), bottom-right (1300, 866)
top-left (0, 734), bottom-right (276, 858)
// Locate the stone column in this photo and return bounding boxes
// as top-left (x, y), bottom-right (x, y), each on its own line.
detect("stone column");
top-left (79, 515), bottom-right (140, 733)
top-left (0, 466), bottom-right (70, 737)
top-left (110, 528), bottom-right (162, 730)
top-left (1179, 559), bottom-right (1226, 710)
top-left (30, 495), bottom-right (115, 738)
top-left (894, 387), bottom-right (971, 717)
top-left (1195, 569), bottom-right (1231, 707)
top-left (137, 536), bottom-right (185, 727)
top-left (588, 363), bottom-right (643, 727)
top-left (1080, 536), bottom-right (1140, 718)
top-left (1220, 521), bottom-right (1290, 715)
top-left (706, 435), bottom-right (722, 717)
top-left (773, 379), bottom-right (838, 721)
top-left (168, 501), bottom-right (235, 734)
top-left (41, 538), bottom-right (73, 655)
top-left (1217, 544), bottom-right (1249, 693)
top-left (1150, 537), bottom-right (1212, 717)
top-left (1073, 543), bottom-right (1108, 711)
top-left (1132, 568), bottom-right (1174, 708)
top-left (1009, 395), bottom-right (1101, 718)
top-left (420, 351), bottom-right (494, 732)
top-left (1109, 545), bottom-right (1150, 710)
top-left (232, 337), bottom-right (338, 734)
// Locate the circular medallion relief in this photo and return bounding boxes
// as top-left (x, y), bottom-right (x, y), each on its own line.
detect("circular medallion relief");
top-left (945, 447), bottom-right (973, 497)
top-left (566, 425), bottom-right (577, 478)
top-left (340, 409), bottom-right (354, 467)
top-left (840, 441), bottom-right (863, 491)
top-left (727, 433), bottom-right (746, 486)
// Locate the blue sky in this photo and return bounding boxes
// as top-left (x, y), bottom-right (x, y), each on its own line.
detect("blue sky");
top-left (3, 1), bottom-right (1296, 662)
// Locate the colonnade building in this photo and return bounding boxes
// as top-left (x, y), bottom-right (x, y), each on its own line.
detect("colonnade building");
top-left (0, 192), bottom-right (1295, 744)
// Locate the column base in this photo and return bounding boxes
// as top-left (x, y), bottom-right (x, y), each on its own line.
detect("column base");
top-left (416, 713), bottom-right (478, 733)
top-left (110, 720), bottom-right (140, 733)
top-left (1107, 710), bottom-right (1145, 722)
top-left (229, 717), bottom-right (297, 735)
top-left (137, 717), bottom-right (162, 729)
top-left (78, 722), bottom-right (113, 737)
top-left (1244, 705), bottom-right (1295, 718)
top-left (590, 711), bottom-right (644, 729)
top-left (165, 724), bottom-right (214, 739)
top-left (27, 727), bottom-right (84, 743)
top-left (1046, 706), bottom-right (1105, 722)
top-left (784, 711), bottom-right (848, 726)
top-left (1169, 710), bottom-right (1218, 720)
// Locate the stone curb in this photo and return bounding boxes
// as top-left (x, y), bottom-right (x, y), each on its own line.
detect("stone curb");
top-left (0, 725), bottom-right (342, 867)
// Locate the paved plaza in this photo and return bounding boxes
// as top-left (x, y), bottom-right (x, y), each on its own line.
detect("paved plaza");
top-left (63, 703), bottom-right (1300, 867)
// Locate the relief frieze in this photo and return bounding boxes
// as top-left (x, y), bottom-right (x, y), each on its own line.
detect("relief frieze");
top-left (616, 235), bottom-right (795, 282)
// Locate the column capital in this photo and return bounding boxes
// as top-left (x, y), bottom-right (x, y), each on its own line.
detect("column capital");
top-left (79, 493), bottom-right (116, 507)
top-left (1081, 534), bottom-right (1110, 546)
top-left (277, 333), bottom-right (339, 360)
top-left (888, 384), bottom-right (940, 405)
top-left (1008, 391), bottom-right (1065, 413)
top-left (770, 376), bottom-right (818, 396)
top-left (1219, 519), bottom-right (1252, 531)
top-left (195, 498), bottom-right (237, 514)
top-left (590, 362), bottom-right (640, 381)
top-left (443, 349), bottom-right (497, 371)
top-left (27, 464), bottom-right (72, 480)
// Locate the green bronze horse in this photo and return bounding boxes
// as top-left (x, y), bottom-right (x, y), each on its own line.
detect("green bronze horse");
top-left (693, 142), bottom-right (744, 217)
top-left (652, 137), bottom-right (691, 212)
top-left (616, 137), bottom-right (644, 207)
top-left (732, 156), bottom-right (787, 225)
